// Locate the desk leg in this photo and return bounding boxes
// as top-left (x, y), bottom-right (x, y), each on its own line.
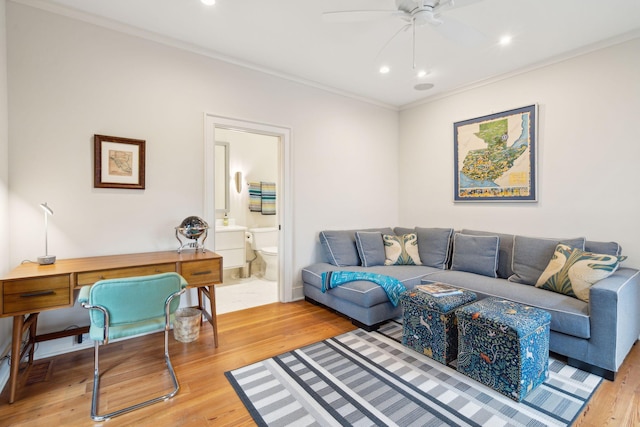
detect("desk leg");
top-left (196, 285), bottom-right (218, 348)
top-left (9, 316), bottom-right (23, 404)
top-left (197, 287), bottom-right (204, 327)
top-left (8, 313), bottom-right (38, 404)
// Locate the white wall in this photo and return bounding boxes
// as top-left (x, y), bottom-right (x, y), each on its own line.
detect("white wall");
top-left (6, 3), bottom-right (399, 336)
top-left (0, 0), bottom-right (12, 366)
top-left (399, 37), bottom-right (640, 264)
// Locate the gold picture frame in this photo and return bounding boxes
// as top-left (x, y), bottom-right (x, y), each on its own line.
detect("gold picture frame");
top-left (94, 134), bottom-right (145, 189)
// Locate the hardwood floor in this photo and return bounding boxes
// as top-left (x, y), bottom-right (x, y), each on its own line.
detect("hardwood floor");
top-left (1, 301), bottom-right (638, 426)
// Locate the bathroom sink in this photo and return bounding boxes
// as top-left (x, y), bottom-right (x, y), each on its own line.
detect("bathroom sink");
top-left (215, 225), bottom-right (247, 232)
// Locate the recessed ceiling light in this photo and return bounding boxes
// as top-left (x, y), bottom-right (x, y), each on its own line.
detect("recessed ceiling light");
top-left (379, 65), bottom-right (390, 74)
top-left (414, 83), bottom-right (434, 91)
top-left (499, 35), bottom-right (512, 46)
top-left (417, 70), bottom-right (430, 78)
top-left (201, 0), bottom-right (216, 5)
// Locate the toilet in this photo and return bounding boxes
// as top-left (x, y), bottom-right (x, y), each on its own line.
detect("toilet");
top-left (248, 227), bottom-right (278, 281)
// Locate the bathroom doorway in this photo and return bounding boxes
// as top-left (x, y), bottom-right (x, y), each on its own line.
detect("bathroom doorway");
top-left (204, 114), bottom-right (293, 313)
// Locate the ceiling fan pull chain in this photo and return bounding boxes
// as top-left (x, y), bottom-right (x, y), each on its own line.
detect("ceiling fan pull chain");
top-left (412, 16), bottom-right (417, 69)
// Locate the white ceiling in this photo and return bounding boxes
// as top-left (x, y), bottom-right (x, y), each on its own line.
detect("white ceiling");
top-left (27, 0), bottom-right (640, 108)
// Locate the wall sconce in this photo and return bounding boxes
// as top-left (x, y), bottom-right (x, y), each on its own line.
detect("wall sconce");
top-left (38, 202), bottom-right (56, 265)
top-left (235, 171), bottom-right (243, 193)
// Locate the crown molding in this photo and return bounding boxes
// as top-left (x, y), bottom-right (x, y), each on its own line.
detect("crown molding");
top-left (10, 0), bottom-right (399, 112)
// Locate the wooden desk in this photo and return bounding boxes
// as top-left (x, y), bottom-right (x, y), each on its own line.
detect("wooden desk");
top-left (0, 250), bottom-right (223, 404)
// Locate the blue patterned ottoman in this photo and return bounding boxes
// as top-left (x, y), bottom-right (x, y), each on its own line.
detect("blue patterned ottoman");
top-left (400, 286), bottom-right (477, 365)
top-left (456, 297), bottom-right (551, 402)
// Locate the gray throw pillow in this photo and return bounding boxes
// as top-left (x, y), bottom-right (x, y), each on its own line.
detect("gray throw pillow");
top-left (319, 228), bottom-right (394, 267)
top-left (450, 233), bottom-right (500, 278)
top-left (415, 227), bottom-right (454, 269)
top-left (509, 235), bottom-right (586, 285)
top-left (461, 229), bottom-right (515, 279)
top-left (319, 230), bottom-right (360, 266)
top-left (355, 231), bottom-right (385, 267)
top-left (585, 240), bottom-right (621, 256)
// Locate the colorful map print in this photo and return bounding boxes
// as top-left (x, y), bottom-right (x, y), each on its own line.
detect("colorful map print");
top-left (456, 110), bottom-right (533, 199)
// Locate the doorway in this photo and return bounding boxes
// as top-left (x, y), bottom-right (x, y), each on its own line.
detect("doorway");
top-left (204, 114), bottom-right (293, 311)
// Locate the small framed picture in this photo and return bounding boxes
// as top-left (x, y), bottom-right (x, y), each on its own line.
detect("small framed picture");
top-left (94, 134), bottom-right (145, 189)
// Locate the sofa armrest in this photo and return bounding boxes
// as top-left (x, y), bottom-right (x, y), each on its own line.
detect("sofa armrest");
top-left (587, 267), bottom-right (640, 371)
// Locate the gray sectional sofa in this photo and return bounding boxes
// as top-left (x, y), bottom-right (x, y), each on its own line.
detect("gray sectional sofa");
top-left (302, 227), bottom-right (640, 380)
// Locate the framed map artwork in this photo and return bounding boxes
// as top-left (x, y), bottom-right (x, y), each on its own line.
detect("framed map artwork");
top-left (453, 104), bottom-right (537, 202)
top-left (94, 134), bottom-right (146, 189)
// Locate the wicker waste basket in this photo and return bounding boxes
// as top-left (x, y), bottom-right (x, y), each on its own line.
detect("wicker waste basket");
top-left (173, 308), bottom-right (201, 343)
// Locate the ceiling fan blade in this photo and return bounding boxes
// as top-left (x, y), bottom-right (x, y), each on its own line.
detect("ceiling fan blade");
top-left (374, 23), bottom-right (412, 61)
top-left (322, 10), bottom-right (405, 23)
top-left (431, 15), bottom-right (486, 47)
top-left (434, 0), bottom-right (484, 12)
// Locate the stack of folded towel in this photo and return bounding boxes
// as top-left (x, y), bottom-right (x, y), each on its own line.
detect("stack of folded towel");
top-left (261, 182), bottom-right (276, 215)
top-left (248, 181), bottom-right (276, 215)
top-left (248, 182), bottom-right (262, 212)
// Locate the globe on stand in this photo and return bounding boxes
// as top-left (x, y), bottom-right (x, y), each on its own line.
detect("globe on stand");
top-left (175, 216), bottom-right (209, 253)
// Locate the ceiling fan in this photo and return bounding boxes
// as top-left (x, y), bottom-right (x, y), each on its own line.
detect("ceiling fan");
top-left (324, 0), bottom-right (485, 69)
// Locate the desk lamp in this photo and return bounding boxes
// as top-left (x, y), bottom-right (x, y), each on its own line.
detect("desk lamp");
top-left (38, 202), bottom-right (56, 265)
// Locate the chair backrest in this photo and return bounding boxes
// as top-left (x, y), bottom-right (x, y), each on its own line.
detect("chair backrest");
top-left (88, 272), bottom-right (186, 328)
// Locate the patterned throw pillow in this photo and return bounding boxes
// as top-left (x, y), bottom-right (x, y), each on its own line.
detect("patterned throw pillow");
top-left (535, 243), bottom-right (627, 302)
top-left (383, 234), bottom-right (422, 266)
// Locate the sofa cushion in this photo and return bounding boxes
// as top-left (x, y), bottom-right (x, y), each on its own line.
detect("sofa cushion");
top-left (383, 233), bottom-right (422, 265)
top-left (302, 263), bottom-right (441, 308)
top-left (585, 240), bottom-right (622, 256)
top-left (450, 233), bottom-right (499, 278)
top-left (421, 270), bottom-right (590, 339)
top-left (509, 235), bottom-right (586, 285)
top-left (461, 229), bottom-right (515, 279)
top-left (319, 228), bottom-right (393, 267)
top-left (536, 243), bottom-right (627, 302)
top-left (355, 231), bottom-right (385, 267)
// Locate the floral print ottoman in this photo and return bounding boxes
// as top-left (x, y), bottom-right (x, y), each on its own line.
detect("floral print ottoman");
top-left (456, 297), bottom-right (551, 402)
top-left (400, 287), bottom-right (477, 365)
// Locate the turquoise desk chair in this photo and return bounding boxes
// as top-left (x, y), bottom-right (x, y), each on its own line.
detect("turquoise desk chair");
top-left (78, 272), bottom-right (188, 421)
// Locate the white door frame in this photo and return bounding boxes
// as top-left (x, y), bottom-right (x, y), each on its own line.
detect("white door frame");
top-left (204, 113), bottom-right (294, 303)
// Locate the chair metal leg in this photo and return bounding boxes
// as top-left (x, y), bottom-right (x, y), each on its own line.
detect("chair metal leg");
top-left (90, 341), bottom-right (101, 420)
top-left (89, 329), bottom-right (181, 422)
top-left (83, 286), bottom-right (185, 421)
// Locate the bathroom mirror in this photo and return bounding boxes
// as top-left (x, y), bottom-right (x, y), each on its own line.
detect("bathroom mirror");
top-left (215, 142), bottom-right (230, 213)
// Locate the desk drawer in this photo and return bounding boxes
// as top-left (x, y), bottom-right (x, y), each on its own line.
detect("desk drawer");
top-left (181, 259), bottom-right (221, 285)
top-left (76, 263), bottom-right (176, 286)
top-left (2, 275), bottom-right (71, 315)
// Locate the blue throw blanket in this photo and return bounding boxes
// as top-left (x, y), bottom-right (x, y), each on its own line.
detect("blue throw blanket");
top-left (321, 271), bottom-right (407, 307)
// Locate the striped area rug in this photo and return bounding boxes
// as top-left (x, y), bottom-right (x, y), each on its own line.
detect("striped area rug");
top-left (226, 321), bottom-right (602, 426)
